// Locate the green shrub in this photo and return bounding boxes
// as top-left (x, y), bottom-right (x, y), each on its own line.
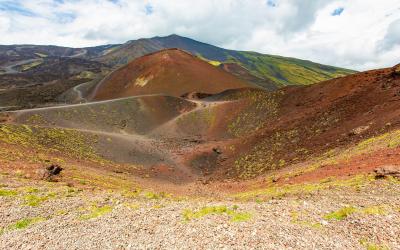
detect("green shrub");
top-left (324, 206), bottom-right (356, 220)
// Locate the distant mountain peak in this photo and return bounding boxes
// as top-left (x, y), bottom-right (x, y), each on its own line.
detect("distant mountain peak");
top-left (94, 34), bottom-right (356, 89)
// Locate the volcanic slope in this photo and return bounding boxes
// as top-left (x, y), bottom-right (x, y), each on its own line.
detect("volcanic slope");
top-left (1, 65), bottom-right (400, 250)
top-left (96, 34), bottom-right (356, 88)
top-left (3, 64), bottom-right (400, 185)
top-left (0, 57), bottom-right (109, 110)
top-left (91, 48), bottom-right (254, 101)
top-left (3, 94), bottom-right (199, 182)
top-left (145, 64), bottom-right (400, 181)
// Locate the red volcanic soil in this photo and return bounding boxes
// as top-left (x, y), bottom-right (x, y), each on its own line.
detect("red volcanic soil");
top-left (5, 64), bottom-right (400, 188)
top-left (91, 49), bottom-right (253, 101)
top-left (167, 65), bottom-right (400, 181)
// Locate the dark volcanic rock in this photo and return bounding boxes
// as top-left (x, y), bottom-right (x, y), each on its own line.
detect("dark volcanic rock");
top-left (38, 164), bottom-right (63, 181)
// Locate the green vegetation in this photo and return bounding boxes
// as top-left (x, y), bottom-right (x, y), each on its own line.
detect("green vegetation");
top-left (183, 205), bottom-right (252, 222)
top-left (324, 205), bottom-right (389, 221)
top-left (9, 217), bottom-right (45, 230)
top-left (177, 107), bottom-right (217, 133)
top-left (234, 129), bottom-right (299, 179)
top-left (227, 89), bottom-right (283, 137)
top-left (80, 205), bottom-right (113, 220)
top-left (233, 175), bottom-right (375, 201)
top-left (0, 124), bottom-right (105, 163)
top-left (124, 202), bottom-right (140, 210)
top-left (280, 128), bottom-right (400, 181)
top-left (23, 192), bottom-right (56, 207)
top-left (76, 71), bottom-right (96, 79)
top-left (34, 53), bottom-right (48, 58)
top-left (324, 206), bottom-right (356, 220)
top-left (208, 60), bottom-right (221, 66)
top-left (144, 191), bottom-right (170, 200)
top-left (20, 60), bottom-right (43, 71)
top-left (232, 51), bottom-right (355, 87)
top-left (196, 54), bottom-right (221, 66)
top-left (69, 167), bottom-right (140, 191)
top-left (0, 189), bottom-right (17, 196)
top-left (361, 206), bottom-right (388, 215)
top-left (356, 129), bottom-right (400, 151)
top-left (360, 239), bottom-right (389, 250)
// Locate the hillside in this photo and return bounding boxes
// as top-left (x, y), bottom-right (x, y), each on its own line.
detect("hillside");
top-left (0, 35), bottom-right (356, 90)
top-left (91, 49), bottom-right (253, 101)
top-left (3, 64), bottom-right (399, 182)
top-left (1, 62), bottom-right (399, 249)
top-left (0, 57), bottom-right (109, 110)
top-left (95, 34), bottom-right (356, 88)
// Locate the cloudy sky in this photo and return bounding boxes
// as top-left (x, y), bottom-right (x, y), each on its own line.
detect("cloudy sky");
top-left (0, 0), bottom-right (399, 70)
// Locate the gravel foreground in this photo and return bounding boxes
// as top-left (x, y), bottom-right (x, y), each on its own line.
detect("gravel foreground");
top-left (1, 175), bottom-right (399, 250)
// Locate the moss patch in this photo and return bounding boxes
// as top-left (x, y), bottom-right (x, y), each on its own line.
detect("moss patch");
top-left (183, 205), bottom-right (252, 222)
top-left (0, 189), bottom-right (18, 196)
top-left (80, 205), bottom-right (113, 220)
top-left (9, 217), bottom-right (45, 230)
top-left (324, 206), bottom-right (356, 220)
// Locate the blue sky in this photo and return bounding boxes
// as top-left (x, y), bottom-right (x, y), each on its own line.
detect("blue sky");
top-left (331, 7), bottom-right (344, 16)
top-left (0, 0), bottom-right (399, 70)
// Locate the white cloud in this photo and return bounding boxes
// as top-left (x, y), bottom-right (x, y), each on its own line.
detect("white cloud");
top-left (0, 0), bottom-right (399, 70)
top-left (379, 18), bottom-right (400, 51)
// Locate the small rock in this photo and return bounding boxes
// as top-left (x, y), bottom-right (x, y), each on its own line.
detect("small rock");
top-left (212, 147), bottom-right (222, 155)
top-left (320, 220), bottom-right (329, 226)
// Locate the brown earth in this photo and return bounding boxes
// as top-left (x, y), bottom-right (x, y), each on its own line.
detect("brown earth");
top-left (91, 49), bottom-right (254, 101)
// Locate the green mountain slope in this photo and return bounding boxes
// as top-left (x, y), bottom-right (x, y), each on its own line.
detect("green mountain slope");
top-left (234, 51), bottom-right (354, 87)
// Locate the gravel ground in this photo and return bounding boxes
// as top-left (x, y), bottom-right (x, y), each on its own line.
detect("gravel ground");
top-left (0, 175), bottom-right (399, 250)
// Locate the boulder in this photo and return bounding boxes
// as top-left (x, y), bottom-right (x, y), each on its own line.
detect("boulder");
top-left (37, 164), bottom-right (63, 181)
top-left (374, 165), bottom-right (400, 179)
top-left (391, 64), bottom-right (400, 77)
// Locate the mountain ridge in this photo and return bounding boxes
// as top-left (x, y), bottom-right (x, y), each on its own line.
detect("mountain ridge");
top-left (0, 34), bottom-right (356, 90)
top-left (95, 34), bottom-right (356, 88)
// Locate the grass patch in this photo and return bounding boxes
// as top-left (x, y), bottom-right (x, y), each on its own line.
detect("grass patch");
top-left (124, 202), bottom-right (139, 210)
top-left (23, 194), bottom-right (49, 207)
top-left (324, 206), bottom-right (356, 221)
top-left (20, 60), bottom-right (43, 71)
top-left (80, 205), bottom-right (113, 220)
top-left (9, 217), bottom-right (45, 230)
top-left (23, 192), bottom-right (56, 207)
top-left (143, 191), bottom-right (170, 200)
top-left (360, 239), bottom-right (389, 250)
top-left (361, 206), bottom-right (388, 215)
top-left (183, 205), bottom-right (252, 222)
top-left (0, 189), bottom-right (17, 196)
top-left (324, 205), bottom-right (389, 221)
